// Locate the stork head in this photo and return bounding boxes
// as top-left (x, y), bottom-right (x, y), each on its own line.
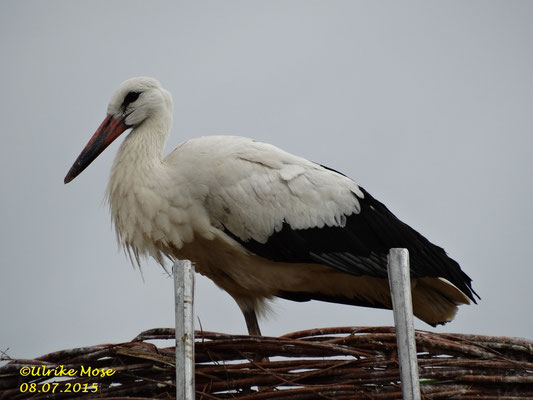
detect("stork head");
top-left (64, 77), bottom-right (173, 184)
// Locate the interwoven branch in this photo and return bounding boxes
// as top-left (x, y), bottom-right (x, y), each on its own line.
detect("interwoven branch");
top-left (1, 327), bottom-right (532, 399)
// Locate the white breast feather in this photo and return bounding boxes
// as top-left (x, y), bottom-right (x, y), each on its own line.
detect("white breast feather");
top-left (109, 135), bottom-right (364, 265)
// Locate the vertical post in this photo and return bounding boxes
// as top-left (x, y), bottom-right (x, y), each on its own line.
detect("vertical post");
top-left (174, 260), bottom-right (195, 400)
top-left (387, 248), bottom-right (421, 400)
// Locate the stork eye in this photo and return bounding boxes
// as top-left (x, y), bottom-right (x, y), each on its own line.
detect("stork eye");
top-left (123, 91), bottom-right (140, 107)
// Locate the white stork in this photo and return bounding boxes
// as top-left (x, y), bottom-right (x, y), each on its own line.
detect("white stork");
top-left (65, 77), bottom-right (478, 336)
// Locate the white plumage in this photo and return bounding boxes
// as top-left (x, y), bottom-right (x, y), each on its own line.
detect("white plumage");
top-left (65, 77), bottom-right (478, 335)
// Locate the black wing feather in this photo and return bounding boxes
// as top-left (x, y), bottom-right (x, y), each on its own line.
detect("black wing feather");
top-left (224, 184), bottom-right (479, 303)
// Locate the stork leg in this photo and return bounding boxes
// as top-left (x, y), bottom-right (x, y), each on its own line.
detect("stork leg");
top-left (243, 309), bottom-right (262, 336)
top-left (242, 308), bottom-right (269, 393)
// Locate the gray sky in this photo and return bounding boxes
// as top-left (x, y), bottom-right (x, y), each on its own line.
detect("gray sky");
top-left (1, 1), bottom-right (532, 359)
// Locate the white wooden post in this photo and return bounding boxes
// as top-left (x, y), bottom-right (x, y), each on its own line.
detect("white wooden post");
top-left (174, 260), bottom-right (195, 400)
top-left (387, 248), bottom-right (421, 400)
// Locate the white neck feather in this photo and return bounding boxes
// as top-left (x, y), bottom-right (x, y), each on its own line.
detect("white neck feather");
top-left (105, 112), bottom-right (174, 265)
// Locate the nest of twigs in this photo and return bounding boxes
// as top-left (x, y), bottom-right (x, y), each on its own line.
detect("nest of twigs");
top-left (1, 326), bottom-right (532, 399)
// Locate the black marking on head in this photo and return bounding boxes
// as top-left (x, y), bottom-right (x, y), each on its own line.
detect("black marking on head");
top-left (121, 91), bottom-right (141, 112)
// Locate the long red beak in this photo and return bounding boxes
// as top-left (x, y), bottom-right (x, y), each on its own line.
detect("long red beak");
top-left (64, 115), bottom-right (128, 184)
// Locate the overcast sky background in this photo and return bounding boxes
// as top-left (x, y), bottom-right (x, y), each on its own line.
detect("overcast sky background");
top-left (1, 1), bottom-right (532, 359)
